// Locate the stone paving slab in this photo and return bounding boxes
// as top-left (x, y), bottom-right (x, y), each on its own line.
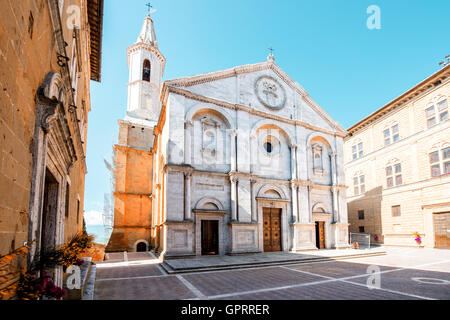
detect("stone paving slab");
top-left (182, 267), bottom-right (326, 297)
top-left (94, 276), bottom-right (196, 300)
top-left (214, 278), bottom-right (420, 300)
top-left (163, 248), bottom-right (386, 273)
top-left (96, 263), bottom-right (163, 280)
top-left (126, 252), bottom-right (154, 261)
top-left (104, 252), bottom-right (124, 262)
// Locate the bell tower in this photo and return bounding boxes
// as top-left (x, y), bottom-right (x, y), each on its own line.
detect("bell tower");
top-left (125, 12), bottom-right (165, 127)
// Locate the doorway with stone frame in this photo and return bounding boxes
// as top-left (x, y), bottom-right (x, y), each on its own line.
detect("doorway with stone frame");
top-left (256, 194), bottom-right (290, 253)
top-left (312, 213), bottom-right (332, 250)
top-left (263, 208), bottom-right (282, 252)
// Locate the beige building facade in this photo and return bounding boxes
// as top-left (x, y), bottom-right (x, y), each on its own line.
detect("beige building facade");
top-left (344, 65), bottom-right (450, 248)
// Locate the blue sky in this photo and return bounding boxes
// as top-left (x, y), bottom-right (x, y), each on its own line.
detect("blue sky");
top-left (84, 0), bottom-right (450, 223)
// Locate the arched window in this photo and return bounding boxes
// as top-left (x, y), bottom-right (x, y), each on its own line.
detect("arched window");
top-left (142, 59), bottom-right (151, 82)
top-left (136, 242), bottom-right (147, 252)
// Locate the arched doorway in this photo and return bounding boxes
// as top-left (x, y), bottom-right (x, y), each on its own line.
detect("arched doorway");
top-left (136, 242), bottom-right (147, 252)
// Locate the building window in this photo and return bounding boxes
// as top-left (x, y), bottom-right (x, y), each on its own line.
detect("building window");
top-left (353, 174), bottom-right (365, 196)
top-left (262, 134), bottom-right (281, 156)
top-left (384, 124), bottom-right (399, 146)
top-left (359, 226), bottom-right (365, 233)
top-left (143, 59), bottom-right (151, 82)
top-left (264, 142), bottom-right (273, 153)
top-left (392, 205), bottom-right (401, 217)
top-left (352, 142), bottom-right (363, 160)
top-left (430, 147), bottom-right (450, 177)
top-left (358, 210), bottom-right (365, 220)
top-left (65, 184), bottom-right (70, 218)
top-left (426, 99), bottom-right (448, 128)
top-left (76, 199), bottom-right (80, 223)
top-left (386, 163), bottom-right (402, 187)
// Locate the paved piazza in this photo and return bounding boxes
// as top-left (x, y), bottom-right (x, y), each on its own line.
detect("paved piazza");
top-left (91, 248), bottom-right (450, 300)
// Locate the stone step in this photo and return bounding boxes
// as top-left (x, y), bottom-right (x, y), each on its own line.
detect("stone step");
top-left (160, 251), bottom-right (387, 274)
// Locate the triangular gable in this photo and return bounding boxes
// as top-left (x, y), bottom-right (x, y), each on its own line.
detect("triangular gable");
top-left (165, 61), bottom-right (346, 135)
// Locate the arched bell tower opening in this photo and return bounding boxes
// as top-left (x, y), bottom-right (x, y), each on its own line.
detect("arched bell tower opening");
top-left (143, 59), bottom-right (151, 82)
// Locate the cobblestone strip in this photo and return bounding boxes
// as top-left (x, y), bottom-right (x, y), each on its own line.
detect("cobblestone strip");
top-left (96, 274), bottom-right (171, 282)
top-left (176, 275), bottom-right (207, 299)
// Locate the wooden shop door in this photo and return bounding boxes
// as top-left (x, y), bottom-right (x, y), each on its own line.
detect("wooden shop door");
top-left (434, 212), bottom-right (450, 249)
top-left (201, 220), bottom-right (219, 255)
top-left (263, 208), bottom-right (282, 252)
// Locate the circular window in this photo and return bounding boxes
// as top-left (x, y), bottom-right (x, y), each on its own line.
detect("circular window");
top-left (262, 135), bottom-right (281, 156)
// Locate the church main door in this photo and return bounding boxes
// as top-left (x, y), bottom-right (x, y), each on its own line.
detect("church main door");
top-left (263, 208), bottom-right (282, 252)
top-left (315, 221), bottom-right (326, 249)
top-left (201, 220), bottom-right (219, 255)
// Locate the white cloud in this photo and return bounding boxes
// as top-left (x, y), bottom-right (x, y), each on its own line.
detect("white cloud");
top-left (84, 210), bottom-right (104, 226)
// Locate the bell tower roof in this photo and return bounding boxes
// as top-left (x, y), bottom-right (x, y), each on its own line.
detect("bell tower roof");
top-left (137, 13), bottom-right (157, 47)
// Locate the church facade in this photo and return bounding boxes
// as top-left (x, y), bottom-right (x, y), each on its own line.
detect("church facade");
top-left (108, 13), bottom-right (350, 257)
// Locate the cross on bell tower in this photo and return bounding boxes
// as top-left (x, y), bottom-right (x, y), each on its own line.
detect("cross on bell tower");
top-left (267, 46), bottom-right (275, 62)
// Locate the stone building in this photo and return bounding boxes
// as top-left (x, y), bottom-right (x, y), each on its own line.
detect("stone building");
top-left (344, 64), bottom-right (450, 248)
top-left (0, 0), bottom-right (103, 290)
top-left (107, 13), bottom-right (350, 257)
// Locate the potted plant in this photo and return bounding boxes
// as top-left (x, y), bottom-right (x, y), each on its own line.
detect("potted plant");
top-left (413, 232), bottom-right (422, 247)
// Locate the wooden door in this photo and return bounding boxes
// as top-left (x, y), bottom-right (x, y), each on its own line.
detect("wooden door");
top-left (315, 221), bottom-right (325, 249)
top-left (434, 212), bottom-right (450, 249)
top-left (201, 220), bottom-right (219, 255)
top-left (263, 208), bottom-right (282, 252)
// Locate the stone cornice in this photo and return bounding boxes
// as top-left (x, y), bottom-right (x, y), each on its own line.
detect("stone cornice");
top-left (127, 42), bottom-right (166, 67)
top-left (347, 65), bottom-right (450, 136)
top-left (114, 144), bottom-right (152, 155)
top-left (162, 85), bottom-right (346, 138)
top-left (163, 165), bottom-right (348, 190)
top-left (113, 192), bottom-right (152, 198)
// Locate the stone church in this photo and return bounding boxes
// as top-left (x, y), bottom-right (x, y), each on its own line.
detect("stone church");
top-left (107, 13), bottom-right (350, 257)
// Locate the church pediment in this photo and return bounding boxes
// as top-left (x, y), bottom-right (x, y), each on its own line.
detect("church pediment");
top-left (164, 60), bottom-right (346, 135)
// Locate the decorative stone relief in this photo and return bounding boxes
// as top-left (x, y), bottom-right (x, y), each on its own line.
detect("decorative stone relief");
top-left (255, 76), bottom-right (286, 110)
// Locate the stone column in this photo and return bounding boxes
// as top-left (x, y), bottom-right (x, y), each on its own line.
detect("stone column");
top-left (307, 186), bottom-right (312, 223)
top-left (249, 135), bottom-right (257, 173)
top-left (250, 179), bottom-right (257, 222)
top-left (230, 176), bottom-right (238, 221)
top-left (291, 182), bottom-right (298, 223)
top-left (184, 120), bottom-right (193, 165)
top-left (290, 144), bottom-right (297, 180)
top-left (330, 152), bottom-right (337, 186)
top-left (184, 172), bottom-right (192, 220)
top-left (229, 130), bottom-right (237, 172)
top-left (331, 186), bottom-right (339, 223)
top-left (330, 152), bottom-right (339, 223)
